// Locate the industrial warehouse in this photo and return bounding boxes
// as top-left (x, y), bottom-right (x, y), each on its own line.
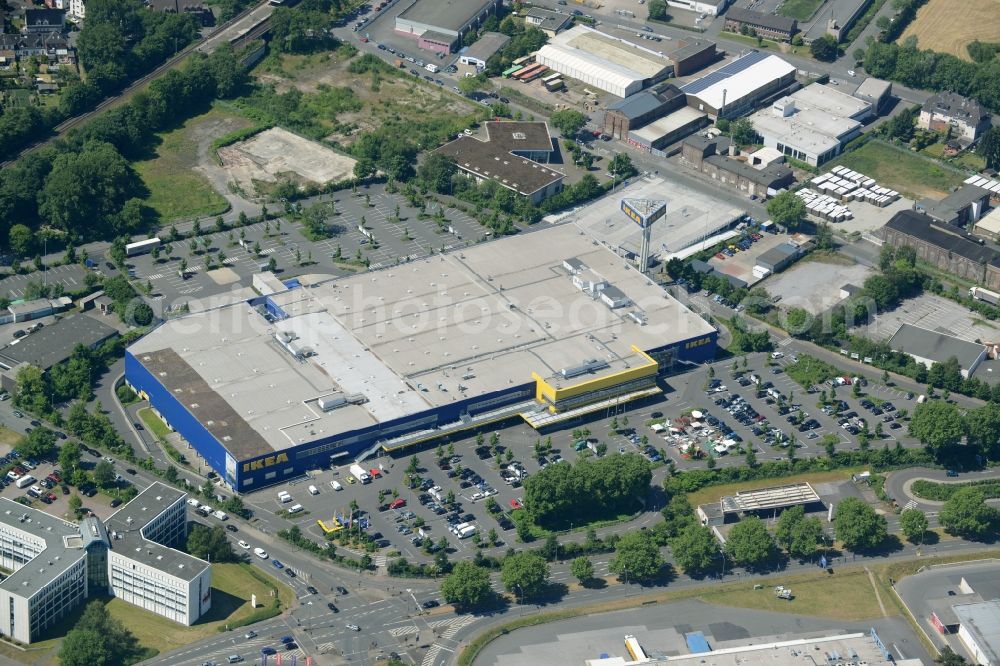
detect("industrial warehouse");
top-left (125, 224), bottom-right (717, 491)
top-left (535, 25), bottom-right (675, 98)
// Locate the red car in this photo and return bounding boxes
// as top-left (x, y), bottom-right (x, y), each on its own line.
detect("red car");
top-left (46, 492), bottom-right (57, 502)
top-left (358, 36), bottom-right (369, 42)
top-left (509, 498), bottom-right (523, 510)
top-left (389, 498), bottom-right (406, 510)
top-left (369, 468), bottom-right (381, 478)
top-left (50, 471), bottom-right (62, 482)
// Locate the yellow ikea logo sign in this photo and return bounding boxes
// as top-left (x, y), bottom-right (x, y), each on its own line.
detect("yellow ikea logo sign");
top-left (685, 337), bottom-right (712, 350)
top-left (622, 204), bottom-right (643, 225)
top-left (242, 453), bottom-right (289, 472)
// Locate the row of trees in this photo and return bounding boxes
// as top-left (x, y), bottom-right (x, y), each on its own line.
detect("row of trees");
top-left (0, 0), bottom-right (202, 160)
top-left (522, 453), bottom-right (652, 529)
top-left (0, 46), bottom-right (247, 247)
top-left (908, 399), bottom-right (1000, 462)
top-left (863, 37), bottom-right (1000, 115)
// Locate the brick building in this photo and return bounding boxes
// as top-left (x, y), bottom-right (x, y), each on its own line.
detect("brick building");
top-left (723, 7), bottom-right (797, 41)
top-left (680, 134), bottom-right (794, 199)
top-left (880, 210), bottom-right (1000, 291)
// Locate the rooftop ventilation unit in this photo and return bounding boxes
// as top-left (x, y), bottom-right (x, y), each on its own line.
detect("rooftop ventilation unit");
top-left (560, 359), bottom-right (609, 379)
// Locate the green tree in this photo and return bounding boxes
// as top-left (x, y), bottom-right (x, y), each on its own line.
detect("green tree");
top-left (899, 508), bottom-right (929, 543)
top-left (965, 402), bottom-right (1000, 460)
top-left (670, 524), bottom-right (718, 575)
top-left (939, 487), bottom-right (999, 541)
top-left (767, 191), bottom-right (807, 229)
top-left (977, 126), bottom-right (1000, 170)
top-left (549, 109), bottom-right (588, 137)
top-left (570, 556), bottom-right (594, 583)
top-left (724, 516), bottom-right (774, 568)
top-left (730, 118), bottom-right (757, 146)
top-left (833, 497), bottom-right (888, 551)
top-left (186, 524), bottom-right (235, 562)
top-left (58, 600), bottom-right (141, 666)
top-left (787, 516), bottom-right (824, 559)
top-left (8, 223), bottom-right (33, 257)
top-left (59, 440), bottom-right (83, 476)
top-left (440, 561), bottom-right (493, 608)
top-left (609, 530), bottom-right (663, 581)
top-left (774, 505), bottom-right (805, 552)
top-left (418, 153), bottom-right (457, 194)
top-left (19, 427), bottom-right (58, 461)
top-left (608, 153), bottom-right (635, 178)
top-left (94, 460), bottom-right (116, 488)
top-left (908, 400), bottom-right (966, 458)
top-left (502, 551), bottom-right (550, 599)
top-left (810, 34), bottom-right (839, 61)
top-left (69, 494), bottom-right (83, 516)
top-left (936, 648), bottom-right (967, 666)
top-left (458, 73), bottom-right (487, 95)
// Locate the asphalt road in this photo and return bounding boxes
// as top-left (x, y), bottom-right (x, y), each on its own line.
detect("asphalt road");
top-left (885, 466), bottom-right (1000, 512)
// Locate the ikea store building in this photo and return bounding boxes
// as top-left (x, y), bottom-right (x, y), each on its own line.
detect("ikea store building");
top-left (125, 224), bottom-right (716, 491)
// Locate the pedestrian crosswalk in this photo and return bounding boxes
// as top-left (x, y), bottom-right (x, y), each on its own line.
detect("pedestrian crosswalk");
top-left (904, 499), bottom-right (918, 511)
top-left (776, 337), bottom-right (793, 347)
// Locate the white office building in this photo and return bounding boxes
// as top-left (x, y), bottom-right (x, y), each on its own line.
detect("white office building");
top-left (750, 83), bottom-right (872, 166)
top-left (0, 483), bottom-right (210, 644)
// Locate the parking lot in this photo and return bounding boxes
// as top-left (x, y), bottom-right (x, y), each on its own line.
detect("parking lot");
top-left (0, 264), bottom-right (89, 301)
top-left (232, 346), bottom-right (925, 563)
top-left (708, 231), bottom-right (800, 287)
top-left (0, 432), bottom-right (132, 521)
top-left (128, 184), bottom-right (484, 308)
top-left (854, 291), bottom-right (1000, 344)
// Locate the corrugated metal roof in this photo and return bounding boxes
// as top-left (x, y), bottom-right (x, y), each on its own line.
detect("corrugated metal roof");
top-left (681, 50), bottom-right (771, 94)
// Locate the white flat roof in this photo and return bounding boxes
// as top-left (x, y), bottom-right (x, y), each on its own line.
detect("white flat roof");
top-left (538, 24), bottom-right (671, 89)
top-left (975, 207), bottom-right (1000, 235)
top-left (570, 175), bottom-right (744, 256)
top-left (791, 83), bottom-right (871, 119)
top-left (631, 107), bottom-right (706, 142)
top-left (685, 54), bottom-right (795, 110)
top-left (130, 224), bottom-right (714, 454)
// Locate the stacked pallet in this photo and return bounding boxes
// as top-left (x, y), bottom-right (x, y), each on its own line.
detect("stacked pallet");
top-left (795, 188), bottom-right (854, 222)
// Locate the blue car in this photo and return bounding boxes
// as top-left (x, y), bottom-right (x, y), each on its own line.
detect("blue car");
top-left (271, 559), bottom-right (284, 569)
top-left (280, 635), bottom-right (294, 644)
top-left (261, 647), bottom-right (276, 655)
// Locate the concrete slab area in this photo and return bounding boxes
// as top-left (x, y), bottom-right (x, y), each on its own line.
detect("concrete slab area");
top-left (709, 232), bottom-right (795, 287)
top-left (217, 127), bottom-right (358, 193)
top-left (826, 197), bottom-right (914, 236)
top-left (766, 256), bottom-right (875, 315)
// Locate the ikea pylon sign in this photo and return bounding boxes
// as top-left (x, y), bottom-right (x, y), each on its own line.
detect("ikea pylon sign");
top-left (621, 199), bottom-right (666, 228)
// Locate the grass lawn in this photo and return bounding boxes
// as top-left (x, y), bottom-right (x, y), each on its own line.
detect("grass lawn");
top-left (0, 426), bottom-right (22, 448)
top-left (685, 468), bottom-right (860, 507)
top-left (920, 141), bottom-right (987, 172)
top-left (778, 0), bottom-right (823, 20)
top-left (134, 105), bottom-right (245, 223)
top-left (107, 562), bottom-right (293, 657)
top-left (137, 407), bottom-right (172, 440)
top-left (784, 354), bottom-right (841, 389)
top-left (832, 140), bottom-right (966, 200)
top-left (699, 570), bottom-right (887, 620)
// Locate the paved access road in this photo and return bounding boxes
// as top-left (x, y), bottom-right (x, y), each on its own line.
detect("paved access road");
top-left (885, 467), bottom-right (1000, 512)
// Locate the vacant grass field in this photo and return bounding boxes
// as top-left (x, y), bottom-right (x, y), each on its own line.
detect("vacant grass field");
top-left (901, 0), bottom-right (1000, 60)
top-left (685, 468), bottom-right (861, 507)
top-left (107, 562), bottom-right (293, 657)
top-left (138, 407), bottom-right (172, 440)
top-left (134, 105), bottom-right (246, 223)
top-left (785, 354), bottom-right (841, 388)
top-left (920, 141), bottom-right (987, 171)
top-left (832, 140), bottom-right (966, 199)
top-left (699, 570), bottom-right (887, 620)
top-left (778, 0), bottom-right (824, 20)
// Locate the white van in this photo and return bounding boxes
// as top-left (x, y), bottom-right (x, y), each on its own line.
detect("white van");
top-left (288, 504), bottom-right (303, 514)
top-left (278, 491), bottom-right (292, 503)
top-left (187, 498), bottom-right (201, 508)
top-left (15, 475), bottom-right (35, 489)
top-left (308, 485), bottom-right (319, 495)
top-left (330, 480), bottom-right (343, 491)
top-left (213, 510), bottom-right (228, 521)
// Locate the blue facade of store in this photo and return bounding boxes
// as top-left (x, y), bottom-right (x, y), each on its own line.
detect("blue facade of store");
top-left (125, 326), bottom-right (717, 492)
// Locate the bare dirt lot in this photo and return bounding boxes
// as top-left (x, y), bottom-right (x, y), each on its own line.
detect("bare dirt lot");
top-left (901, 0), bottom-right (1000, 60)
top-left (218, 127), bottom-right (358, 193)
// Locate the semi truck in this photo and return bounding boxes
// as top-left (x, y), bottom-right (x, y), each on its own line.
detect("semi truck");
top-left (349, 464), bottom-right (372, 484)
top-left (970, 286), bottom-right (1000, 305)
top-left (125, 237), bottom-right (161, 257)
